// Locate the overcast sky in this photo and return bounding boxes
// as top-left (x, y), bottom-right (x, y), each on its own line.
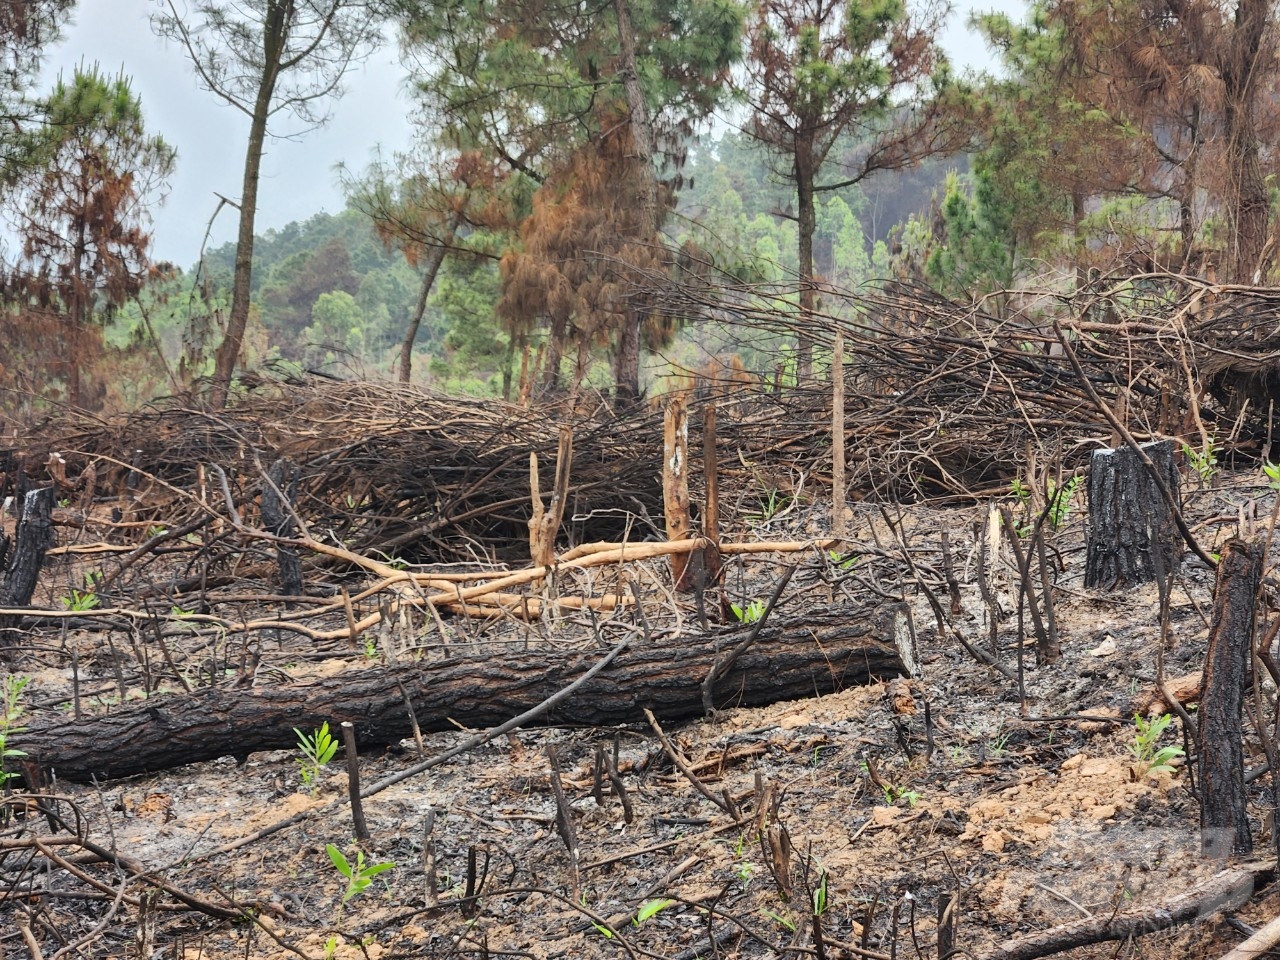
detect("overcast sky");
top-left (43, 0), bottom-right (1014, 270)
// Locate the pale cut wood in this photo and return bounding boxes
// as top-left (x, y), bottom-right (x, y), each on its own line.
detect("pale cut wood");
top-left (832, 328), bottom-right (846, 541)
top-left (663, 393), bottom-right (692, 587)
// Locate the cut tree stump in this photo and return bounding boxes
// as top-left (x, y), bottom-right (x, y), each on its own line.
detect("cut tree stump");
top-left (0, 486), bottom-right (55, 650)
top-left (1085, 440), bottom-right (1182, 589)
top-left (261, 459), bottom-right (302, 597)
top-left (1198, 537), bottom-right (1261, 856)
top-left (19, 604), bottom-right (909, 782)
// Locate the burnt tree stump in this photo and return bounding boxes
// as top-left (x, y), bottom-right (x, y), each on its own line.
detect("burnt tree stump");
top-left (1198, 538), bottom-right (1261, 856)
top-left (1085, 440), bottom-right (1182, 589)
top-left (261, 459), bottom-right (302, 597)
top-left (0, 486), bottom-right (55, 650)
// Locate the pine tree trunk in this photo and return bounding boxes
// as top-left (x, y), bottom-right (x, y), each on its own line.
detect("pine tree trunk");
top-left (611, 0), bottom-right (658, 409)
top-left (1219, 0), bottom-right (1271, 283)
top-left (398, 212), bottom-right (460, 384)
top-left (209, 3), bottom-right (286, 409)
top-left (1198, 538), bottom-right (1260, 856)
top-left (795, 136), bottom-right (817, 384)
top-left (1084, 440), bottom-right (1182, 589)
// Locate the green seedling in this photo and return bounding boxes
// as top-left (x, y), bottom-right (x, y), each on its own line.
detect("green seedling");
top-left (326, 844), bottom-right (394, 905)
top-left (987, 731), bottom-right (1012, 759)
top-left (812, 871), bottom-right (829, 916)
top-left (747, 487), bottom-right (789, 524)
top-left (827, 550), bottom-right (858, 571)
top-left (879, 784), bottom-right (921, 807)
top-left (1047, 475), bottom-right (1083, 529)
top-left (762, 908), bottom-right (797, 932)
top-left (1265, 460), bottom-right (1280, 490)
top-left (295, 722), bottom-right (338, 792)
top-left (634, 899), bottom-right (676, 926)
top-left (731, 598), bottom-right (767, 624)
top-left (0, 675), bottom-right (29, 788)
top-left (62, 589), bottom-right (99, 611)
top-left (1182, 437), bottom-right (1217, 485)
top-left (1129, 713), bottom-right (1185, 775)
top-left (1007, 479), bottom-right (1033, 537)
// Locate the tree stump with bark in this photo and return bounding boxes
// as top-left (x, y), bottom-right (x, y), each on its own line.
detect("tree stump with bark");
top-left (0, 486), bottom-right (55, 650)
top-left (1198, 538), bottom-right (1261, 856)
top-left (261, 459), bottom-right (302, 597)
top-left (1085, 440), bottom-right (1182, 589)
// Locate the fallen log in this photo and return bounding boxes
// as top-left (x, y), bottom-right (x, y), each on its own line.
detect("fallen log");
top-left (20, 604), bottom-right (909, 782)
top-left (981, 860), bottom-right (1272, 960)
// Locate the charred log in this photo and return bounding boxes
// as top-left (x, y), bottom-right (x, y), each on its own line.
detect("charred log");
top-left (20, 604), bottom-right (909, 782)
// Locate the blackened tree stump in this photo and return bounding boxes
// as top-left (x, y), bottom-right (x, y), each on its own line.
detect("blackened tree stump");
top-left (0, 486), bottom-right (55, 650)
top-left (261, 458), bottom-right (302, 597)
top-left (1198, 538), bottom-right (1261, 856)
top-left (1085, 440), bottom-right (1182, 589)
top-left (19, 604), bottom-right (910, 782)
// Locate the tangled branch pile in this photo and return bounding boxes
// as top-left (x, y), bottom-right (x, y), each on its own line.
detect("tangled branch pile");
top-left (5, 275), bottom-right (1277, 578)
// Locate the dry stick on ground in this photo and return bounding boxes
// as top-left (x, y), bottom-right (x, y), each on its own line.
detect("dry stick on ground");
top-left (545, 744), bottom-right (581, 900)
top-left (2, 538), bottom-right (830, 642)
top-left (1219, 910), bottom-right (1280, 960)
top-left (340, 721), bottom-right (370, 844)
top-left (1033, 523), bottom-right (1060, 660)
top-left (700, 563), bottom-right (797, 715)
top-left (998, 507), bottom-right (1054, 664)
top-left (1052, 317), bottom-right (1216, 569)
top-left (644, 707), bottom-right (737, 819)
top-left (665, 393), bottom-right (693, 587)
top-left (197, 636), bottom-right (631, 860)
top-left (980, 860), bottom-right (1272, 960)
top-left (832, 328), bottom-right (847, 541)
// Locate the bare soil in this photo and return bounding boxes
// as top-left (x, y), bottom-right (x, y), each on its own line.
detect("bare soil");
top-left (2, 473), bottom-right (1277, 960)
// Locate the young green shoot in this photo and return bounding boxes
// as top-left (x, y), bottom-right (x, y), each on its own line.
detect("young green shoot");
top-left (812, 871), bottom-right (829, 917)
top-left (1047, 475), bottom-right (1083, 529)
top-left (62, 589), bottom-right (99, 611)
top-left (1129, 713), bottom-right (1184, 775)
top-left (1265, 461), bottom-right (1280, 490)
top-left (0, 675), bottom-right (29, 787)
top-left (326, 844), bottom-right (394, 905)
top-left (634, 899), bottom-right (676, 925)
top-left (295, 722), bottom-right (339, 792)
top-left (731, 598), bottom-right (767, 624)
top-left (1182, 436), bottom-right (1217, 485)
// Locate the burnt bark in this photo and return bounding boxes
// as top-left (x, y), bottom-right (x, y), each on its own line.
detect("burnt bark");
top-left (1085, 440), bottom-right (1182, 589)
top-left (1198, 537), bottom-right (1261, 856)
top-left (20, 605), bottom-right (908, 782)
top-left (0, 486), bottom-right (55, 648)
top-left (261, 458), bottom-right (302, 597)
